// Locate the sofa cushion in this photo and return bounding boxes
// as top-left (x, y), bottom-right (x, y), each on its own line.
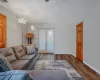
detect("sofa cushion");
top-left (20, 54), bottom-right (35, 60)
top-left (11, 60), bottom-right (29, 70)
top-left (0, 54), bottom-right (12, 72)
top-left (12, 46), bottom-right (26, 59)
top-left (0, 48), bottom-right (17, 63)
top-left (22, 45), bottom-right (27, 54)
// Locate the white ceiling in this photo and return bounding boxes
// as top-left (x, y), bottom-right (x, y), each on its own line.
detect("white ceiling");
top-left (0, 0), bottom-right (99, 23)
top-left (0, 0), bottom-right (69, 23)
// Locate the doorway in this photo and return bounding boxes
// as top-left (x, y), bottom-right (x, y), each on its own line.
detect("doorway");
top-left (39, 28), bottom-right (54, 53)
top-left (0, 13), bottom-right (6, 48)
top-left (76, 22), bottom-right (83, 62)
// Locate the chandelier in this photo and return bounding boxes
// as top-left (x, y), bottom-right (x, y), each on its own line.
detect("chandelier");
top-left (18, 18), bottom-right (26, 24)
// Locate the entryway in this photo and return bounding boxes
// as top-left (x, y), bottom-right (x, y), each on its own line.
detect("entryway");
top-left (38, 28), bottom-right (54, 53)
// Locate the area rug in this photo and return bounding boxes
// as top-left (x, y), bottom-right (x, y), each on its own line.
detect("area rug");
top-left (33, 60), bottom-right (84, 80)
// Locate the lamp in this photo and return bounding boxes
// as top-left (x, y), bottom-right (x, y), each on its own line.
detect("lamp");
top-left (25, 33), bottom-right (34, 44)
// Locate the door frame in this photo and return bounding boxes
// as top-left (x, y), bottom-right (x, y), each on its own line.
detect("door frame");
top-left (76, 22), bottom-right (83, 62)
top-left (38, 28), bottom-right (55, 53)
top-left (0, 13), bottom-right (6, 48)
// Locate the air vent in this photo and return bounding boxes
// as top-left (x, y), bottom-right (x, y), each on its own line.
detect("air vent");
top-left (45, 0), bottom-right (49, 2)
top-left (0, 0), bottom-right (8, 3)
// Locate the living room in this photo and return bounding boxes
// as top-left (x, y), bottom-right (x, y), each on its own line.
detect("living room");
top-left (0, 0), bottom-right (100, 80)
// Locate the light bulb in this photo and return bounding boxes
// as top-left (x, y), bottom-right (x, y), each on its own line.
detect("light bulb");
top-left (31, 25), bottom-right (35, 30)
top-left (49, 31), bottom-right (52, 35)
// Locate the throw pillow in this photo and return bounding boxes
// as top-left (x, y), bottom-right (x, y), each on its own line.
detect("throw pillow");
top-left (0, 54), bottom-right (12, 72)
top-left (26, 45), bottom-right (36, 55)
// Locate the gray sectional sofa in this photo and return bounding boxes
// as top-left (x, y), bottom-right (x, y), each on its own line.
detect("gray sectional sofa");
top-left (0, 45), bottom-right (71, 80)
top-left (0, 45), bottom-right (39, 70)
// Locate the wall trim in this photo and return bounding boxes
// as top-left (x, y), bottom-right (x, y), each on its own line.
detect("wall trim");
top-left (84, 61), bottom-right (100, 74)
top-left (54, 53), bottom-right (72, 54)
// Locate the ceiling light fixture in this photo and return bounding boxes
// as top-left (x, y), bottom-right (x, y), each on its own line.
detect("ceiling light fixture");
top-left (18, 18), bottom-right (26, 24)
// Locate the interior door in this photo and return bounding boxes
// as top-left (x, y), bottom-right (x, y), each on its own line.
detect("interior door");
top-left (0, 13), bottom-right (6, 48)
top-left (76, 22), bottom-right (83, 62)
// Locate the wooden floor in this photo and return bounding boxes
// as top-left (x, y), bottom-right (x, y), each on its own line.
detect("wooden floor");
top-left (38, 54), bottom-right (55, 60)
top-left (56, 54), bottom-right (100, 80)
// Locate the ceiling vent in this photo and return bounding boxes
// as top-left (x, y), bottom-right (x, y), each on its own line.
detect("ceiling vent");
top-left (0, 0), bottom-right (8, 3)
top-left (45, 0), bottom-right (49, 2)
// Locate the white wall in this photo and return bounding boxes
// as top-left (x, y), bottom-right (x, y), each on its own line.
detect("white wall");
top-left (28, 0), bottom-right (100, 72)
top-left (23, 0), bottom-right (100, 72)
top-left (83, 7), bottom-right (100, 73)
top-left (69, 0), bottom-right (100, 72)
top-left (0, 5), bottom-right (27, 47)
top-left (55, 0), bottom-right (100, 72)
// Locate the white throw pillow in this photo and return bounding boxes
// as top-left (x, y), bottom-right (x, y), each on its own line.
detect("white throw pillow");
top-left (26, 45), bottom-right (36, 55)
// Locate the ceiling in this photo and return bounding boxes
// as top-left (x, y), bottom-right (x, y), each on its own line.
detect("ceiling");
top-left (0, 0), bottom-right (99, 23)
top-left (0, 0), bottom-right (69, 23)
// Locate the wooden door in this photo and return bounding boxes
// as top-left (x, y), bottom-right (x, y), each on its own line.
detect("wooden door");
top-left (76, 22), bottom-right (83, 62)
top-left (0, 13), bottom-right (6, 48)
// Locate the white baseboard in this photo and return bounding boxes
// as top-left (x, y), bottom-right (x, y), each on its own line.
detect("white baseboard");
top-left (84, 61), bottom-right (100, 74)
top-left (71, 54), bottom-right (100, 74)
top-left (54, 53), bottom-right (72, 54)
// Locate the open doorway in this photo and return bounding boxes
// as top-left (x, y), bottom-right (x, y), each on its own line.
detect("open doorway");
top-left (76, 22), bottom-right (83, 62)
top-left (38, 28), bottom-right (55, 53)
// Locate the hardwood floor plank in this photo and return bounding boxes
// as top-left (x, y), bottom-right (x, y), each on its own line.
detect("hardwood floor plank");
top-left (55, 54), bottom-right (100, 80)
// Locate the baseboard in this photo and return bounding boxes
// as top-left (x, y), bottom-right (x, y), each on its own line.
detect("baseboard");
top-left (54, 53), bottom-right (72, 54)
top-left (84, 61), bottom-right (100, 74)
